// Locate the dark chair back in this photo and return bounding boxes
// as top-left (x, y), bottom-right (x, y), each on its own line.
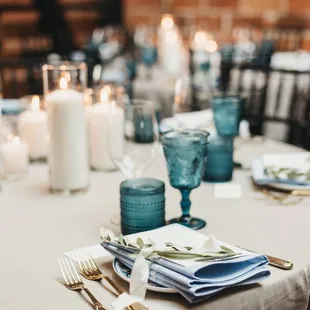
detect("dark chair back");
top-left (222, 64), bottom-right (310, 149)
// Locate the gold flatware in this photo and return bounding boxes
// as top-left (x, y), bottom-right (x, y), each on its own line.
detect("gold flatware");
top-left (260, 188), bottom-right (310, 204)
top-left (75, 247), bottom-right (148, 310)
top-left (238, 247), bottom-right (293, 270)
top-left (59, 256), bottom-right (108, 310)
top-left (252, 180), bottom-right (310, 205)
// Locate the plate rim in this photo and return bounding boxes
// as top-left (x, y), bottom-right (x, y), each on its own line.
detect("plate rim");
top-left (112, 258), bottom-right (177, 294)
top-left (268, 182), bottom-right (310, 191)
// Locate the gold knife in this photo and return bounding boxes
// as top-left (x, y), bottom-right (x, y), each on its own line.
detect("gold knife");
top-left (238, 246), bottom-right (293, 270)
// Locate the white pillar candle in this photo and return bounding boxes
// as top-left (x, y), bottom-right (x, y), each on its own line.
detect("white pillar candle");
top-left (1, 136), bottom-right (28, 179)
top-left (157, 14), bottom-right (187, 77)
top-left (46, 77), bottom-right (89, 191)
top-left (18, 96), bottom-right (48, 160)
top-left (88, 87), bottom-right (124, 170)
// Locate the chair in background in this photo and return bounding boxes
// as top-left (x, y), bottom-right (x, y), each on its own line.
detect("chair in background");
top-left (223, 64), bottom-right (310, 149)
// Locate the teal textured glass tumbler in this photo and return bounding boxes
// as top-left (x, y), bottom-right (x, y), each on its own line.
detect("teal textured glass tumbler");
top-left (162, 130), bottom-right (209, 230)
top-left (120, 178), bottom-right (165, 235)
top-left (212, 96), bottom-right (241, 136)
top-left (203, 134), bottom-right (234, 182)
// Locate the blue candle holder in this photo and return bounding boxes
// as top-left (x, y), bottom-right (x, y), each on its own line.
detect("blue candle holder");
top-left (212, 95), bottom-right (241, 136)
top-left (162, 130), bottom-right (209, 230)
top-left (203, 134), bottom-right (234, 182)
top-left (120, 178), bottom-right (165, 235)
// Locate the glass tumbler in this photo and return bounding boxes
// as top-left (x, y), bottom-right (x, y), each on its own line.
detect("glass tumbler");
top-left (203, 134), bottom-right (234, 182)
top-left (212, 95), bottom-right (241, 136)
top-left (120, 178), bottom-right (166, 235)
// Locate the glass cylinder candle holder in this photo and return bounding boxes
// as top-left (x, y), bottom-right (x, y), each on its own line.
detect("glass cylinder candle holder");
top-left (0, 134), bottom-right (28, 181)
top-left (42, 61), bottom-right (89, 195)
top-left (86, 84), bottom-right (127, 171)
top-left (18, 95), bottom-right (48, 162)
top-left (120, 178), bottom-right (166, 235)
top-left (211, 95), bottom-right (241, 137)
top-left (203, 134), bottom-right (234, 183)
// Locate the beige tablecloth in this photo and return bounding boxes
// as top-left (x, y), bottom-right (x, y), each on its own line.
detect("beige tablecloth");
top-left (0, 138), bottom-right (310, 310)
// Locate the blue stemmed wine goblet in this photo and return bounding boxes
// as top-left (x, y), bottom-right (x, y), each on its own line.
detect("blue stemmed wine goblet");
top-left (162, 130), bottom-right (209, 230)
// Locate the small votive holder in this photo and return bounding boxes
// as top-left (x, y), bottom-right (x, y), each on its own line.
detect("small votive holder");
top-left (18, 95), bottom-right (48, 162)
top-left (203, 134), bottom-right (234, 183)
top-left (120, 178), bottom-right (165, 235)
top-left (1, 135), bottom-right (29, 181)
top-left (212, 95), bottom-right (241, 136)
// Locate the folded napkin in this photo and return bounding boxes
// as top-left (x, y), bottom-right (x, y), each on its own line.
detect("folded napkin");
top-left (252, 153), bottom-right (310, 186)
top-left (159, 110), bottom-right (214, 133)
top-left (102, 224), bottom-right (270, 303)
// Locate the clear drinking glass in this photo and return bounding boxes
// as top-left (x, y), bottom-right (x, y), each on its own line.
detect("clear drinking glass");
top-left (162, 129), bottom-right (209, 230)
top-left (108, 99), bottom-right (159, 179)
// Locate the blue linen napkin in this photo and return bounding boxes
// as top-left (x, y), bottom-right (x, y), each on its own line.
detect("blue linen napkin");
top-left (101, 224), bottom-right (270, 303)
top-left (109, 249), bottom-right (270, 303)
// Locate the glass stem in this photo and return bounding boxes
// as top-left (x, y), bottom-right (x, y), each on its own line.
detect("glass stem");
top-left (180, 189), bottom-right (191, 218)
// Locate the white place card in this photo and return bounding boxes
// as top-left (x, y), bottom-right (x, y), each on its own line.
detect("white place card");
top-left (63, 244), bottom-right (112, 262)
top-left (214, 183), bottom-right (242, 199)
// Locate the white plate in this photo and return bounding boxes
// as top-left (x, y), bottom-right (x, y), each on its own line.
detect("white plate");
top-left (268, 182), bottom-right (310, 191)
top-left (112, 259), bottom-right (177, 294)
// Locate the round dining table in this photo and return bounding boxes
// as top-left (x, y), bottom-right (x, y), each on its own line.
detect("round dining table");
top-left (0, 137), bottom-right (310, 310)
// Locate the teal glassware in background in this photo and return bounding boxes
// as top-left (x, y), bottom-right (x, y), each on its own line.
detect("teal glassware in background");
top-left (212, 95), bottom-right (241, 136)
top-left (203, 134), bottom-right (234, 182)
top-left (141, 45), bottom-right (157, 68)
top-left (134, 112), bottom-right (154, 143)
top-left (162, 130), bottom-right (209, 230)
top-left (120, 178), bottom-right (165, 235)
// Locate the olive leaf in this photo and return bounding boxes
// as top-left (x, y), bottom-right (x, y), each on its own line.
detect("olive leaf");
top-left (220, 245), bottom-right (235, 254)
top-left (137, 237), bottom-right (144, 249)
top-left (265, 166), bottom-right (310, 181)
top-left (118, 234), bottom-right (126, 246)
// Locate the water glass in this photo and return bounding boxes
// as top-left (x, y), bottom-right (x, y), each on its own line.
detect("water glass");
top-left (203, 134), bottom-right (234, 182)
top-left (120, 178), bottom-right (165, 235)
top-left (108, 99), bottom-right (159, 179)
top-left (162, 130), bottom-right (209, 230)
top-left (212, 95), bottom-right (241, 136)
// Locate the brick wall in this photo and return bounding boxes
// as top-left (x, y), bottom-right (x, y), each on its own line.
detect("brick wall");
top-left (124, 0), bottom-right (310, 50)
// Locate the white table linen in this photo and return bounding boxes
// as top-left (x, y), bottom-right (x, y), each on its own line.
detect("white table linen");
top-left (0, 138), bottom-right (310, 309)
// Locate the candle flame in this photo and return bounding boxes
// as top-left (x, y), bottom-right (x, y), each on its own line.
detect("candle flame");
top-left (205, 40), bottom-right (218, 52)
top-left (59, 77), bottom-right (68, 90)
top-left (12, 136), bottom-right (20, 145)
top-left (31, 95), bottom-right (40, 111)
top-left (194, 31), bottom-right (208, 46)
top-left (100, 85), bottom-right (111, 103)
top-left (161, 14), bottom-right (174, 30)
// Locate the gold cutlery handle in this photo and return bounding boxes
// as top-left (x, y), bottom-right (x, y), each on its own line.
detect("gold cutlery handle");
top-left (102, 276), bottom-right (142, 310)
top-left (292, 190), bottom-right (310, 196)
top-left (83, 287), bottom-right (108, 310)
top-left (267, 255), bottom-right (293, 270)
top-left (102, 275), bottom-right (125, 295)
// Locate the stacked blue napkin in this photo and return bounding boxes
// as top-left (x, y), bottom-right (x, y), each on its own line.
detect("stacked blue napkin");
top-left (102, 224), bottom-right (270, 303)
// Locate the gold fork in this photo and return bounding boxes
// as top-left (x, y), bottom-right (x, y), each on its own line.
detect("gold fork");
top-left (75, 247), bottom-right (147, 310)
top-left (59, 256), bottom-right (108, 310)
